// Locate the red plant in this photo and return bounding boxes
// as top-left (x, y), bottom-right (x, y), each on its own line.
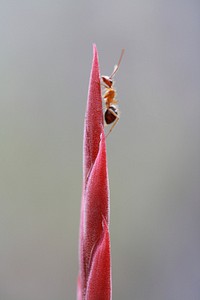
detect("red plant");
top-left (77, 45), bottom-right (112, 300)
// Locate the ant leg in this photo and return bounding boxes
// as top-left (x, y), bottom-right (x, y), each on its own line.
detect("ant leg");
top-left (101, 83), bottom-right (108, 88)
top-left (105, 109), bottom-right (120, 138)
top-left (106, 117), bottom-right (119, 137)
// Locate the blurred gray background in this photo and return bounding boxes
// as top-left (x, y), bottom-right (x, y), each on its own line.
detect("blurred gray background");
top-left (0, 0), bottom-right (200, 299)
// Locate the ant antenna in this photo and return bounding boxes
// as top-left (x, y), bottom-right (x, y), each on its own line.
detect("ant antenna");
top-left (110, 49), bottom-right (125, 79)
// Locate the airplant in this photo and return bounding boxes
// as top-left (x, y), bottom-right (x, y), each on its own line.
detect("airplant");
top-left (77, 45), bottom-right (112, 300)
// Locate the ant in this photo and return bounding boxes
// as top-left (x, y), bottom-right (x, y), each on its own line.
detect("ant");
top-left (101, 49), bottom-right (125, 136)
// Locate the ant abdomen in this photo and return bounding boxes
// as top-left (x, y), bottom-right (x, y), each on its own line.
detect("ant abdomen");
top-left (105, 105), bottom-right (118, 124)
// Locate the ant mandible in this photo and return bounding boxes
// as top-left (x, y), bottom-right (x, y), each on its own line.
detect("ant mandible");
top-left (101, 49), bottom-right (125, 137)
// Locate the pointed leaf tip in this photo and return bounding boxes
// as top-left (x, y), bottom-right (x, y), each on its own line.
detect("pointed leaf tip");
top-left (83, 45), bottom-right (103, 182)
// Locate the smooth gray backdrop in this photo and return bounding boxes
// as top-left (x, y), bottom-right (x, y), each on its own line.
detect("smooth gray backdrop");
top-left (1, 0), bottom-right (200, 299)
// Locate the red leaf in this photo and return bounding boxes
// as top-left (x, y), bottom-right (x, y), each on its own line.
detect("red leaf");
top-left (77, 45), bottom-right (112, 299)
top-left (86, 218), bottom-right (111, 300)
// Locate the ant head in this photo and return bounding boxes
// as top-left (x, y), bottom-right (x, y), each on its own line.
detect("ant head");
top-left (101, 75), bottom-right (113, 88)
